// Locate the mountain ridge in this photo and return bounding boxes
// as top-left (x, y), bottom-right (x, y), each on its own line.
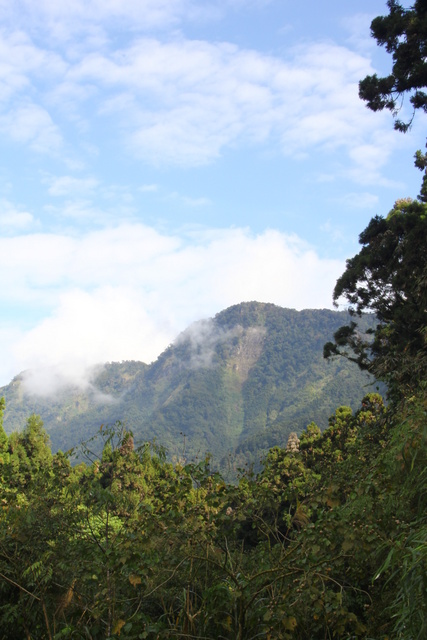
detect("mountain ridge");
top-left (1, 302), bottom-right (379, 474)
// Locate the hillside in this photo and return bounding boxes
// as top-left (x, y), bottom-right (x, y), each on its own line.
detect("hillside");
top-left (1, 302), bottom-right (379, 472)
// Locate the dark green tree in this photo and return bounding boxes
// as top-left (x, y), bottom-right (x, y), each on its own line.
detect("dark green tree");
top-left (359, 0), bottom-right (427, 130)
top-left (359, 0), bottom-right (427, 198)
top-left (324, 198), bottom-right (427, 398)
top-left (0, 397), bottom-right (7, 455)
top-left (5, 414), bottom-right (52, 489)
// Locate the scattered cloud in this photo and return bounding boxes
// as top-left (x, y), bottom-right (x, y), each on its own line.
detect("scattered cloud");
top-left (0, 102), bottom-right (62, 153)
top-left (0, 0), bottom-right (196, 37)
top-left (43, 186), bottom-right (137, 224)
top-left (183, 196), bottom-right (211, 207)
top-left (0, 31), bottom-right (66, 154)
top-left (0, 28), bottom-right (66, 85)
top-left (59, 37), bottom-right (395, 174)
top-left (334, 191), bottom-right (379, 210)
top-left (44, 200), bottom-right (109, 223)
top-left (139, 183), bottom-right (159, 193)
top-left (45, 174), bottom-right (99, 196)
top-left (0, 199), bottom-right (34, 230)
top-left (168, 192), bottom-right (211, 207)
top-left (0, 17), bottom-right (406, 182)
top-left (341, 13), bottom-right (379, 52)
top-left (315, 173), bottom-right (336, 184)
top-left (0, 0), bottom-right (272, 39)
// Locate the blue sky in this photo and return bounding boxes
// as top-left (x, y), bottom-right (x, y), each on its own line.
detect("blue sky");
top-left (0, 0), bottom-right (424, 392)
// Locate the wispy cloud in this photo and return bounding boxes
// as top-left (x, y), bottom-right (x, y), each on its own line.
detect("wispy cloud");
top-left (0, 102), bottom-right (62, 153)
top-left (0, 0), bottom-right (271, 39)
top-left (334, 191), bottom-right (379, 210)
top-left (60, 37), bottom-right (395, 174)
top-left (0, 19), bottom-right (401, 182)
top-left (139, 184), bottom-right (159, 193)
top-left (45, 174), bottom-right (99, 196)
top-left (0, 0), bottom-right (196, 36)
top-left (167, 192), bottom-right (211, 207)
top-left (341, 13), bottom-right (379, 52)
top-left (0, 199), bottom-right (34, 230)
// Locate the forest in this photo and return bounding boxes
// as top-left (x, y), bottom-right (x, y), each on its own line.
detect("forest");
top-left (1, 1), bottom-right (427, 638)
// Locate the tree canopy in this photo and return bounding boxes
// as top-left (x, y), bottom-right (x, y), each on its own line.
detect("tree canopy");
top-left (324, 197), bottom-right (427, 398)
top-left (359, 0), bottom-right (427, 132)
top-left (359, 1), bottom-right (427, 198)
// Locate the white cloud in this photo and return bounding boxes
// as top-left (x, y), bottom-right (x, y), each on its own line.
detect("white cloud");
top-left (43, 188), bottom-right (137, 223)
top-left (0, 0), bottom-right (271, 37)
top-left (0, 102), bottom-right (62, 153)
top-left (17, 286), bottom-right (173, 395)
top-left (175, 318), bottom-right (248, 370)
top-left (334, 192), bottom-right (379, 209)
top-left (319, 220), bottom-right (345, 243)
top-left (0, 29), bottom-right (66, 84)
top-left (0, 30), bottom-right (67, 154)
top-left (0, 222), bottom-right (344, 391)
top-left (182, 196), bottom-right (211, 207)
top-left (0, 0), bottom-right (209, 39)
top-left (0, 326), bottom-right (25, 387)
top-left (168, 192), bottom-right (211, 207)
top-left (341, 13), bottom-right (379, 52)
top-left (59, 36), bottom-right (397, 175)
top-left (45, 175), bottom-right (99, 196)
top-left (0, 199), bottom-right (34, 229)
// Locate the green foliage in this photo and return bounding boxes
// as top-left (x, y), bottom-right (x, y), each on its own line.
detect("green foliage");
top-left (359, 1), bottom-right (427, 129)
top-left (359, 1), bottom-right (427, 198)
top-left (324, 198), bottom-right (427, 400)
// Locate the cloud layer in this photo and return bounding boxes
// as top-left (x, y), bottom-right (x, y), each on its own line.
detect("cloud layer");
top-left (0, 223), bottom-right (343, 391)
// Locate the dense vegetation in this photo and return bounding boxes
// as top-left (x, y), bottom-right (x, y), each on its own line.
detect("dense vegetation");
top-left (0, 380), bottom-right (426, 639)
top-left (1, 2), bottom-right (426, 638)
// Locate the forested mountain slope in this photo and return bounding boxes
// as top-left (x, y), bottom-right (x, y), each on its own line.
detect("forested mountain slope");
top-left (1, 303), bottom-right (378, 471)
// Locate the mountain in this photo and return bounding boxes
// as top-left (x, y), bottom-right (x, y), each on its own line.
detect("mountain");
top-left (1, 302), bottom-right (380, 474)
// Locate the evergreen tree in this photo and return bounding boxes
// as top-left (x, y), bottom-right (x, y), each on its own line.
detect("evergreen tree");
top-left (324, 198), bottom-right (427, 399)
top-left (359, 0), bottom-right (427, 198)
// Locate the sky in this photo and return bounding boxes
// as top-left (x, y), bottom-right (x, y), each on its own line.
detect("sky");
top-left (0, 0), bottom-right (425, 393)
